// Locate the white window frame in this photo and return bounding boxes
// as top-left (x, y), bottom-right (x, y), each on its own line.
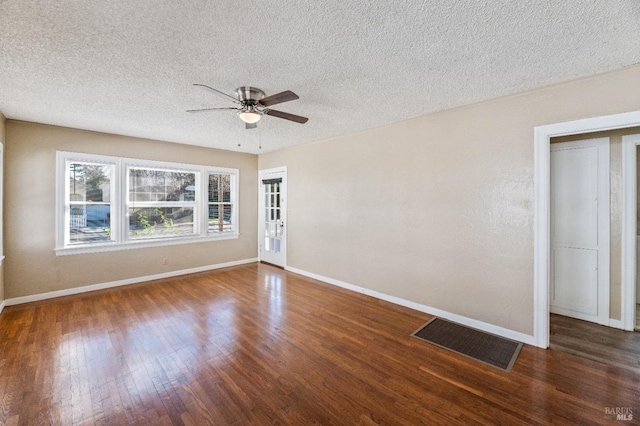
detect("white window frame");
top-left (205, 171), bottom-right (238, 236)
top-left (126, 164), bottom-right (201, 241)
top-left (55, 151), bottom-right (239, 256)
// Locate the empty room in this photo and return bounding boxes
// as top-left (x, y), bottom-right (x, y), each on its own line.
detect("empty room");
top-left (1, 1), bottom-right (640, 424)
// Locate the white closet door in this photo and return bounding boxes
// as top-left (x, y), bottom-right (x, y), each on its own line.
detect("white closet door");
top-left (550, 138), bottom-right (609, 325)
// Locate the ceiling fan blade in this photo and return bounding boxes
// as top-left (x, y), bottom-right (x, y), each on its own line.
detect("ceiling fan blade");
top-left (186, 107), bottom-right (240, 113)
top-left (258, 90), bottom-right (299, 107)
top-left (245, 122), bottom-right (258, 130)
top-left (263, 109), bottom-right (308, 124)
top-left (193, 84), bottom-right (239, 104)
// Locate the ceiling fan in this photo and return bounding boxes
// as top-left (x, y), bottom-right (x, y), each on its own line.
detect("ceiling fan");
top-left (187, 84), bottom-right (309, 129)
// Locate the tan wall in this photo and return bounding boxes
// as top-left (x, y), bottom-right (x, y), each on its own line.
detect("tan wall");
top-left (259, 65), bottom-right (640, 336)
top-left (552, 127), bottom-right (640, 321)
top-left (5, 121), bottom-right (258, 299)
top-left (0, 112), bottom-right (4, 303)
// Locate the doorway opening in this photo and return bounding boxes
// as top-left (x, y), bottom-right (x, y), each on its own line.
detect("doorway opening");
top-left (259, 167), bottom-right (287, 268)
top-left (533, 111), bottom-right (640, 349)
top-left (547, 130), bottom-right (640, 370)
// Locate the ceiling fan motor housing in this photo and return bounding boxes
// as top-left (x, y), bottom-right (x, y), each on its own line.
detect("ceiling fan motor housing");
top-left (235, 87), bottom-right (265, 105)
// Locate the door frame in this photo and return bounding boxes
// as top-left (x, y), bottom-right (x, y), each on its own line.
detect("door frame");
top-left (534, 110), bottom-right (640, 348)
top-left (258, 166), bottom-right (287, 267)
top-left (550, 138), bottom-right (610, 325)
top-left (622, 133), bottom-right (640, 327)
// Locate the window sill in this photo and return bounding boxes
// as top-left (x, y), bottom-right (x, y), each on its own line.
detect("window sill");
top-left (54, 233), bottom-right (239, 256)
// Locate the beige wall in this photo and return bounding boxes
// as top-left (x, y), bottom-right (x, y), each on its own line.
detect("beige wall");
top-left (5, 121), bottom-right (258, 299)
top-left (0, 112), bottom-right (4, 304)
top-left (259, 65), bottom-right (640, 336)
top-left (552, 127), bottom-right (640, 321)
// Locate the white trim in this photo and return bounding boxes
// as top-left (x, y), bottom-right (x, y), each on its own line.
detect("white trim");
top-left (3, 258), bottom-right (258, 307)
top-left (287, 266), bottom-right (535, 346)
top-left (55, 233), bottom-right (239, 256)
top-left (534, 110), bottom-right (640, 348)
top-left (0, 300), bottom-right (5, 314)
top-left (622, 134), bottom-right (640, 330)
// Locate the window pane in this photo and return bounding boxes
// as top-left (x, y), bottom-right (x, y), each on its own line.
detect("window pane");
top-left (221, 175), bottom-right (231, 202)
top-left (68, 163), bottom-right (111, 202)
top-left (209, 174), bottom-right (219, 202)
top-left (129, 207), bottom-right (195, 239)
top-left (208, 203), bottom-right (233, 234)
top-left (129, 169), bottom-right (195, 202)
top-left (69, 204), bottom-right (112, 245)
top-left (209, 173), bottom-right (231, 203)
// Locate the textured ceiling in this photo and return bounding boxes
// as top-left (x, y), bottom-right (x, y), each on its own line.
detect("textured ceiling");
top-left (1, 1), bottom-right (639, 154)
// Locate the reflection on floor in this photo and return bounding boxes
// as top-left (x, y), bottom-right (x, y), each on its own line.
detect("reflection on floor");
top-left (550, 313), bottom-right (640, 373)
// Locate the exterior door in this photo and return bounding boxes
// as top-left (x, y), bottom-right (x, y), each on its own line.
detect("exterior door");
top-left (550, 138), bottom-right (609, 325)
top-left (259, 167), bottom-right (287, 267)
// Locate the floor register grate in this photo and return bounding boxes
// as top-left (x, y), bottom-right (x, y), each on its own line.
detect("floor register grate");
top-left (412, 317), bottom-right (523, 372)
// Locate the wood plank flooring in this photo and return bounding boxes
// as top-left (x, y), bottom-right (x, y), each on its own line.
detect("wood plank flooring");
top-left (550, 313), bottom-right (640, 373)
top-left (1, 263), bottom-right (639, 425)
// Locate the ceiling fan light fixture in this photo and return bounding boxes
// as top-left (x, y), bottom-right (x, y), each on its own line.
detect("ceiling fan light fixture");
top-left (238, 110), bottom-right (261, 124)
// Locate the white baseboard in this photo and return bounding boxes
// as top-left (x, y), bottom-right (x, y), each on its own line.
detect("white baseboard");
top-left (4, 258), bottom-right (258, 307)
top-left (286, 266), bottom-right (536, 346)
top-left (0, 299), bottom-right (5, 314)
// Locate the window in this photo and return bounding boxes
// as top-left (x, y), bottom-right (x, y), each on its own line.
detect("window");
top-left (56, 152), bottom-right (239, 255)
top-left (67, 161), bottom-right (115, 245)
top-left (128, 167), bottom-right (197, 240)
top-left (208, 173), bottom-right (234, 234)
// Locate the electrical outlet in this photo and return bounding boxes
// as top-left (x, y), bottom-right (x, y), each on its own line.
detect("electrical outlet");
top-left (162, 258), bottom-right (168, 265)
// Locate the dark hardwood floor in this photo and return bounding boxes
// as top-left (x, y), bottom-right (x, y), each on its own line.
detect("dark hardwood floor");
top-left (550, 313), bottom-right (640, 373)
top-left (1, 263), bottom-right (639, 425)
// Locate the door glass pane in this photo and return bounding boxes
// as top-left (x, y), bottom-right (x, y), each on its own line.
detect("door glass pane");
top-left (266, 237), bottom-right (276, 252)
top-left (266, 222), bottom-right (276, 237)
